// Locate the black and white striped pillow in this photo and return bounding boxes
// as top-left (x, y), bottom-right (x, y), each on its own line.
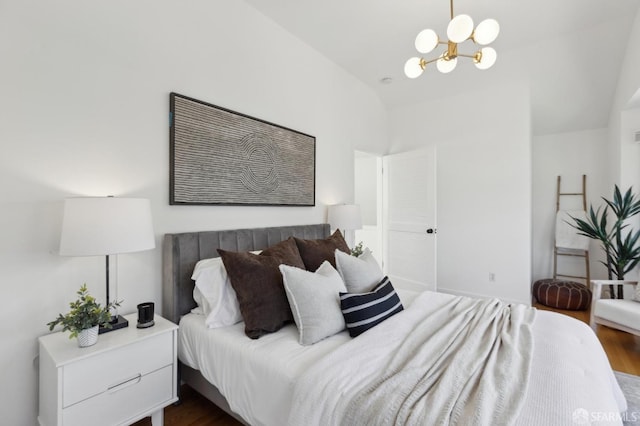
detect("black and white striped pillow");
top-left (339, 276), bottom-right (403, 337)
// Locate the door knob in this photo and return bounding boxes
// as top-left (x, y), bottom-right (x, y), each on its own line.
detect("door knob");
top-left (426, 228), bottom-right (436, 234)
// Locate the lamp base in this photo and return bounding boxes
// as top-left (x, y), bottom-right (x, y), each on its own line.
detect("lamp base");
top-left (99, 315), bottom-right (129, 334)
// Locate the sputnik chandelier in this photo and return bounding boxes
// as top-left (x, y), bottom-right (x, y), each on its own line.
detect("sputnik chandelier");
top-left (404, 0), bottom-right (500, 77)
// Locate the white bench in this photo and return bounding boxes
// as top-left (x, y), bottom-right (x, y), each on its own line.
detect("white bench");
top-left (590, 280), bottom-right (640, 336)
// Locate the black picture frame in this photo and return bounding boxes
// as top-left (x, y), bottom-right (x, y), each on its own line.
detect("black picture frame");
top-left (169, 93), bottom-right (316, 206)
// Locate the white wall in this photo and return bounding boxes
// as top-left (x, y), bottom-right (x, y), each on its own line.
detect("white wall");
top-left (531, 129), bottom-right (610, 284)
top-left (619, 108), bottom-right (640, 282)
top-left (354, 154), bottom-right (379, 226)
top-left (606, 6), bottom-right (640, 281)
top-left (0, 1), bottom-right (388, 423)
top-left (609, 6), bottom-right (640, 186)
top-left (531, 7), bottom-right (640, 288)
top-left (389, 81), bottom-right (532, 305)
top-left (619, 109), bottom-right (640, 193)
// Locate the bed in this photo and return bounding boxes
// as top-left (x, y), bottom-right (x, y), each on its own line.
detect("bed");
top-left (162, 224), bottom-right (627, 426)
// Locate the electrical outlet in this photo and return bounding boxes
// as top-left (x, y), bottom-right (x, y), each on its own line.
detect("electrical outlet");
top-left (489, 273), bottom-right (496, 282)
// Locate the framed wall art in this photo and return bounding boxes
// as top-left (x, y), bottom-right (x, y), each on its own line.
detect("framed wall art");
top-left (169, 93), bottom-right (316, 206)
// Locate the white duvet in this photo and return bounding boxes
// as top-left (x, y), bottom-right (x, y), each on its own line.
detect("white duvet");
top-left (179, 290), bottom-right (626, 426)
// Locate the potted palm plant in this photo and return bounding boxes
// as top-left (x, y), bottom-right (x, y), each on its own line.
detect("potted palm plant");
top-left (571, 186), bottom-right (640, 299)
top-left (47, 284), bottom-right (120, 347)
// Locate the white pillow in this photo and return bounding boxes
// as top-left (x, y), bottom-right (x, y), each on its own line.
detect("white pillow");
top-left (633, 285), bottom-right (640, 303)
top-left (280, 261), bottom-right (347, 346)
top-left (191, 257), bottom-right (243, 328)
top-left (191, 286), bottom-right (205, 315)
top-left (335, 248), bottom-right (384, 294)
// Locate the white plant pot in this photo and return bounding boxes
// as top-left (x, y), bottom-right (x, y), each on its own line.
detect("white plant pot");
top-left (77, 325), bottom-right (99, 348)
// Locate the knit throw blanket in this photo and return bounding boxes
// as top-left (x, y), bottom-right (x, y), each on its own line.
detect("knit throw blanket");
top-left (288, 293), bottom-right (536, 426)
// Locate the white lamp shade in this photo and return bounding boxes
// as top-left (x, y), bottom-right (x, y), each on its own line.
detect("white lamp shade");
top-left (415, 29), bottom-right (439, 54)
top-left (327, 204), bottom-right (362, 231)
top-left (59, 197), bottom-right (155, 256)
top-left (436, 55), bottom-right (457, 73)
top-left (475, 47), bottom-right (497, 70)
top-left (404, 57), bottom-right (424, 79)
top-left (447, 14), bottom-right (474, 43)
top-left (474, 19), bottom-right (500, 45)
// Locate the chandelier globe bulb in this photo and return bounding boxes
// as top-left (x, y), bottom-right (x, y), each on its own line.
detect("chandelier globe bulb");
top-left (474, 19), bottom-right (500, 45)
top-left (436, 54), bottom-right (457, 73)
top-left (404, 57), bottom-right (425, 78)
top-left (474, 47), bottom-right (497, 70)
top-left (415, 29), bottom-right (439, 54)
top-left (447, 14), bottom-right (474, 43)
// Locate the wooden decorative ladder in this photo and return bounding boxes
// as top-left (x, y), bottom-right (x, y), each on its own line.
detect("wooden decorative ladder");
top-left (553, 175), bottom-right (591, 285)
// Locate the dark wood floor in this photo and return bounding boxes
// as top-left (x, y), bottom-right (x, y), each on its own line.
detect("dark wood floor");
top-left (133, 303), bottom-right (640, 426)
top-left (132, 385), bottom-right (241, 426)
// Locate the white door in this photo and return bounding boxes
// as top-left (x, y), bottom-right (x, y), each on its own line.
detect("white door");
top-left (383, 147), bottom-right (437, 292)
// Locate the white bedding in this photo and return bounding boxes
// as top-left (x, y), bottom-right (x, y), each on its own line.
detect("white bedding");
top-left (179, 290), bottom-right (626, 426)
top-left (289, 293), bottom-right (536, 426)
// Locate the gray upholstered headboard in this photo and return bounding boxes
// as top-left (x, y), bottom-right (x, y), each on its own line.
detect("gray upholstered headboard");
top-left (162, 223), bottom-right (330, 325)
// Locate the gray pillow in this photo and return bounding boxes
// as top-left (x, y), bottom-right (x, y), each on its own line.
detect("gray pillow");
top-left (335, 248), bottom-right (384, 293)
top-left (279, 261), bottom-right (347, 345)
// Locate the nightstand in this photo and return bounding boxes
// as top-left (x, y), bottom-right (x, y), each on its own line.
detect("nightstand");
top-left (38, 313), bottom-right (178, 426)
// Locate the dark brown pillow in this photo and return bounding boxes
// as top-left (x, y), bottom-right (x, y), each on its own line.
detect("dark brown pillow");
top-left (261, 237), bottom-right (305, 269)
top-left (217, 238), bottom-right (305, 339)
top-left (294, 230), bottom-right (350, 271)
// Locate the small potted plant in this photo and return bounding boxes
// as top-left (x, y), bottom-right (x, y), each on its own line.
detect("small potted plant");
top-left (47, 284), bottom-right (120, 347)
top-left (351, 241), bottom-right (365, 257)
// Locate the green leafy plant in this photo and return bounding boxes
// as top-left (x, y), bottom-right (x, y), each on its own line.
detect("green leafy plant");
top-left (47, 284), bottom-right (121, 339)
top-left (571, 186), bottom-right (640, 299)
top-left (351, 241), bottom-right (364, 257)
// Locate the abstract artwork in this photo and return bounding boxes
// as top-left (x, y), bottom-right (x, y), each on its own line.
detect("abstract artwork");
top-left (169, 93), bottom-right (315, 206)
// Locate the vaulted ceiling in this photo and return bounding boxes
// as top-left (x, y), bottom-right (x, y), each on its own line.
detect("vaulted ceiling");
top-left (244, 0), bottom-right (639, 135)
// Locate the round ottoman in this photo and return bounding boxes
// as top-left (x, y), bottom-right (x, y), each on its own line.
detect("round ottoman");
top-left (532, 279), bottom-right (592, 311)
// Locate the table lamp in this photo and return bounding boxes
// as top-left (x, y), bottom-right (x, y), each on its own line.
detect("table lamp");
top-left (59, 197), bottom-right (155, 333)
top-left (327, 204), bottom-right (363, 247)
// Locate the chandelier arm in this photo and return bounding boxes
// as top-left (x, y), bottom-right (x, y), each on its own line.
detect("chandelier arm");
top-left (450, 0), bottom-right (454, 20)
top-left (457, 53), bottom-right (479, 59)
top-left (423, 57), bottom-right (442, 66)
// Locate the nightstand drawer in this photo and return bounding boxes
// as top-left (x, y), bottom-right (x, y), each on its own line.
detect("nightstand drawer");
top-left (63, 332), bottom-right (173, 407)
top-left (63, 365), bottom-right (173, 426)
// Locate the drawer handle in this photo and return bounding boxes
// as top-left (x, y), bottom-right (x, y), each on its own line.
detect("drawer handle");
top-left (108, 373), bottom-right (142, 393)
